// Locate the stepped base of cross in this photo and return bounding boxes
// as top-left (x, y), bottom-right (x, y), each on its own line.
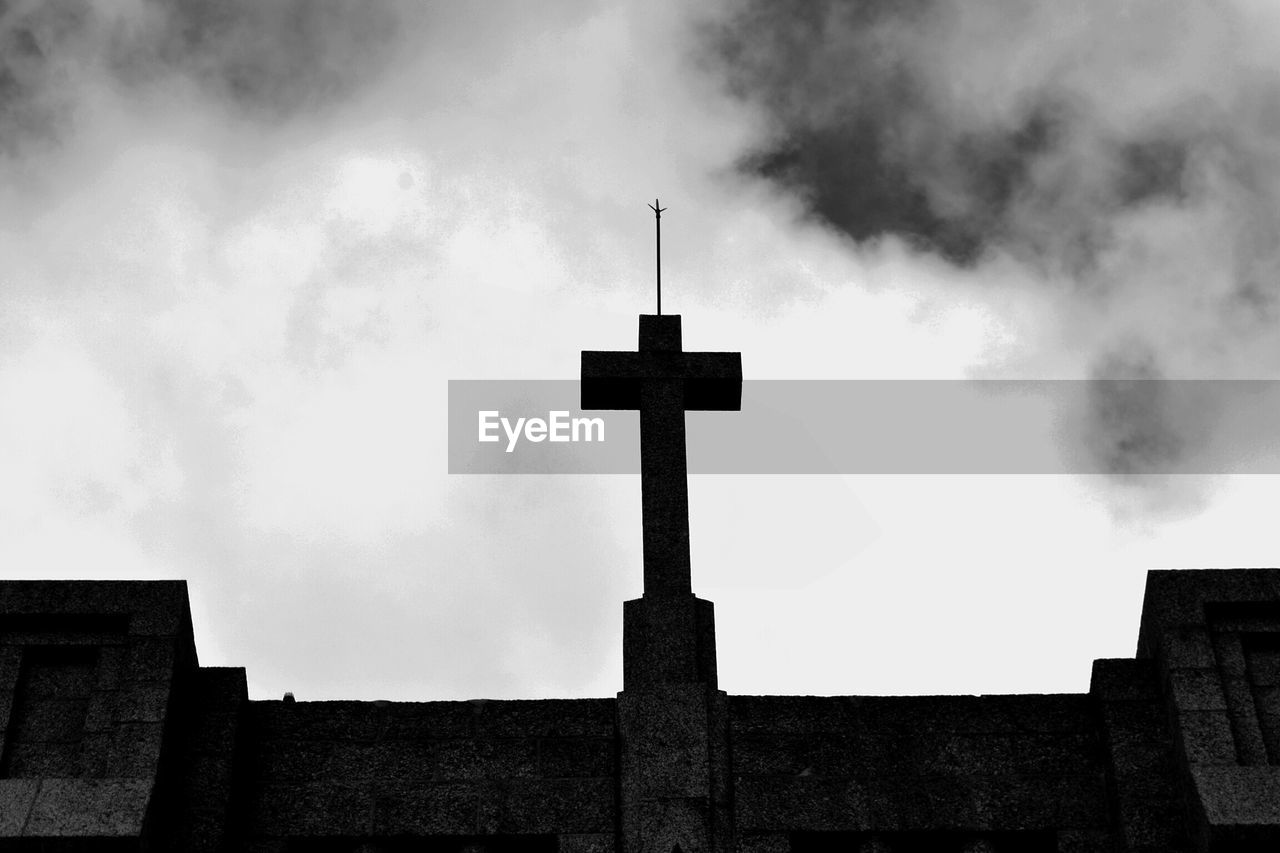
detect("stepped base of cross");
top-left (623, 594), bottom-right (719, 689)
top-left (620, 592), bottom-right (731, 853)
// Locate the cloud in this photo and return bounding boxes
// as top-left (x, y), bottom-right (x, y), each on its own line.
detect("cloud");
top-left (110, 0), bottom-right (411, 117)
top-left (11, 0), bottom-right (1256, 701)
top-left (0, 0), bottom-right (663, 699)
top-left (1084, 342), bottom-right (1185, 478)
top-left (706, 1), bottom-right (1260, 269)
top-left (0, 0), bottom-right (93, 155)
top-left (703, 0), bottom-right (1280, 507)
top-left (0, 0), bottom-right (429, 186)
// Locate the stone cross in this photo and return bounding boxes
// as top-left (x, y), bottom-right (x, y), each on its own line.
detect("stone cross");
top-left (581, 315), bottom-right (742, 597)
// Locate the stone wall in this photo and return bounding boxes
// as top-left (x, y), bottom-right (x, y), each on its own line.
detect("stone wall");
top-left (729, 694), bottom-right (1118, 853)
top-left (7, 572), bottom-right (1280, 852)
top-left (232, 698), bottom-right (617, 850)
top-left (1137, 570), bottom-right (1280, 851)
top-left (0, 581), bottom-right (195, 846)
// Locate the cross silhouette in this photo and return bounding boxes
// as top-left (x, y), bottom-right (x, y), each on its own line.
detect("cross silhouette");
top-left (581, 315), bottom-right (742, 596)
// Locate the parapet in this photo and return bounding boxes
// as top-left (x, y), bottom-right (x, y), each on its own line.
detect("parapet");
top-left (0, 580), bottom-right (197, 842)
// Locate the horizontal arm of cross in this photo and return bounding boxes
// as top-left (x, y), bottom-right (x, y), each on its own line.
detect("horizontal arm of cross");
top-left (581, 350), bottom-right (742, 411)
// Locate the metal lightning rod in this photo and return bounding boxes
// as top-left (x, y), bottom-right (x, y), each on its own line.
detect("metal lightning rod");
top-left (648, 199), bottom-right (667, 314)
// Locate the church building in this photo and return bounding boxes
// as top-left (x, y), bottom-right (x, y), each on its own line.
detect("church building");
top-left (2, 315), bottom-right (1278, 851)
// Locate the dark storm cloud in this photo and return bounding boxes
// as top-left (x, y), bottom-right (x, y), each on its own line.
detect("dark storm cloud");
top-left (1083, 344), bottom-right (1184, 477)
top-left (113, 0), bottom-right (410, 116)
top-left (0, 0), bottom-right (90, 155)
top-left (0, 0), bottom-right (414, 155)
top-left (742, 104), bottom-right (1074, 266)
top-left (706, 0), bottom-right (1206, 270)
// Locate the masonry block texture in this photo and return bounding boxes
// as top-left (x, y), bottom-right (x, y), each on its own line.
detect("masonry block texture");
top-left (4, 571), bottom-right (1280, 851)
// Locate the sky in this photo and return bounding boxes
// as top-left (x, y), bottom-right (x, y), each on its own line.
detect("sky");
top-left (5, 0), bottom-right (1280, 701)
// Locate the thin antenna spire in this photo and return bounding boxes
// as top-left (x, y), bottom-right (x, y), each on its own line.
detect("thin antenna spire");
top-left (648, 199), bottom-right (667, 314)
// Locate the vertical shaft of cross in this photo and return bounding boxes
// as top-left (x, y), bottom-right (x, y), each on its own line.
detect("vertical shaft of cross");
top-left (639, 376), bottom-right (692, 597)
